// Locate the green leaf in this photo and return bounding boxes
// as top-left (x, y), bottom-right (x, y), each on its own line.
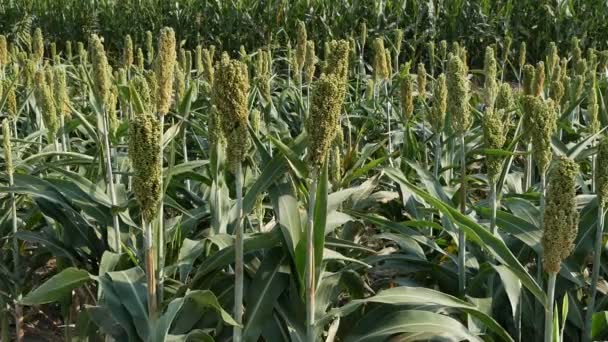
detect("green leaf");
top-left (344, 309), bottom-right (483, 342)
top-left (22, 267), bottom-right (92, 305)
top-left (384, 167), bottom-right (546, 306)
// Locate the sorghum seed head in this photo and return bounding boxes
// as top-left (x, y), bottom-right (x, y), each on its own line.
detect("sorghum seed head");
top-left (202, 48), bottom-right (214, 84)
top-left (428, 41), bottom-right (436, 67)
top-left (6, 84), bottom-right (17, 119)
top-left (137, 48), bottom-right (144, 70)
top-left (307, 73), bottom-right (343, 168)
top-left (131, 74), bottom-right (153, 114)
top-left (393, 29), bottom-right (403, 56)
top-left (502, 35), bottom-right (512, 62)
top-left (400, 73), bottom-right (414, 123)
top-left (54, 67), bottom-right (71, 119)
top-left (304, 41), bottom-right (316, 84)
top-left (522, 95), bottom-right (557, 173)
top-left (447, 54), bottom-right (471, 134)
top-left (549, 64), bottom-right (565, 105)
top-left (251, 109), bottom-right (261, 134)
top-left (597, 138), bottom-right (608, 207)
top-left (384, 48), bottom-right (392, 76)
top-left (373, 38), bottom-right (389, 81)
top-left (439, 40), bottom-right (448, 62)
top-left (296, 20), bottom-right (307, 71)
top-left (496, 83), bottom-right (514, 112)
top-left (3, 119), bottom-right (12, 175)
top-left (32, 28), bottom-right (44, 63)
top-left (90, 34), bottom-right (111, 108)
top-left (484, 46), bottom-right (498, 110)
top-left (522, 64), bottom-right (535, 96)
top-left (542, 156), bottom-right (579, 274)
top-left (175, 65), bottom-right (186, 102)
top-left (213, 55), bottom-right (251, 172)
top-left (483, 109), bottom-right (508, 183)
top-left (65, 40), bottom-right (72, 61)
top-left (325, 40), bottom-right (350, 101)
top-left (123, 34), bottom-right (134, 69)
top-left (417, 63), bottom-right (427, 98)
top-left (519, 42), bottom-right (527, 70)
top-left (50, 42), bottom-right (56, 62)
top-left (34, 70), bottom-right (58, 141)
top-left (430, 73), bottom-right (447, 134)
top-left (534, 62), bottom-right (545, 97)
top-left (366, 79), bottom-right (374, 100)
top-left (547, 42), bottom-right (559, 78)
top-left (155, 27), bottom-right (177, 115)
top-left (129, 111), bottom-right (161, 223)
top-left (145, 30), bottom-right (154, 65)
top-left (360, 22), bottom-right (367, 52)
top-left (587, 82), bottom-right (600, 134)
top-left (0, 35), bottom-right (8, 67)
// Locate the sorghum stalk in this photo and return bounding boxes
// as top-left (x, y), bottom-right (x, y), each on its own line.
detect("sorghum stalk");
top-left (431, 74), bottom-right (447, 178)
top-left (583, 138), bottom-right (608, 342)
top-left (447, 54), bottom-right (471, 296)
top-left (418, 63), bottom-right (428, 166)
top-left (213, 54), bottom-right (250, 342)
top-left (90, 34), bottom-right (122, 254)
top-left (306, 170), bottom-right (318, 342)
top-left (542, 157), bottom-right (579, 342)
top-left (392, 29), bottom-right (403, 73)
top-left (4, 120), bottom-right (23, 342)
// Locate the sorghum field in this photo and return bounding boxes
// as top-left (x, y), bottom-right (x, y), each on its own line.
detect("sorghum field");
top-left (2, 1), bottom-right (608, 341)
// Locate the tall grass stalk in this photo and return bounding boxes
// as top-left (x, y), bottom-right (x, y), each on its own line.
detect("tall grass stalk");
top-left (458, 134), bottom-right (467, 296)
top-left (544, 272), bottom-right (557, 342)
top-left (102, 106), bottom-right (121, 253)
top-left (233, 163), bottom-right (245, 342)
top-left (584, 204), bottom-right (605, 341)
top-left (306, 170), bottom-right (318, 342)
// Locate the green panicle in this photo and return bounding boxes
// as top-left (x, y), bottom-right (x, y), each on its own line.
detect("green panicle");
top-left (90, 34), bottom-right (111, 108)
top-left (202, 48), bottom-right (214, 85)
top-left (569, 74), bottom-right (585, 102)
top-left (3, 119), bottom-right (12, 174)
top-left (428, 41), bottom-right (436, 69)
top-left (496, 83), bottom-right (514, 112)
top-left (50, 42), bottom-right (56, 62)
top-left (400, 73), bottom-right (414, 123)
top-left (572, 37), bottom-right (582, 68)
top-left (575, 58), bottom-right (587, 77)
top-left (65, 40), bottom-right (72, 61)
top-left (502, 35), bottom-right (512, 63)
top-left (123, 35), bottom-right (134, 69)
top-left (54, 67), bottom-right (71, 119)
top-left (132, 75), bottom-right (153, 115)
top-left (134, 48), bottom-right (143, 70)
top-left (34, 70), bottom-right (58, 141)
top-left (417, 63), bottom-right (427, 99)
top-left (547, 42), bottom-right (558, 79)
top-left (522, 95), bottom-right (557, 174)
top-left (24, 59), bottom-right (35, 88)
top-left (393, 29), bottom-right (403, 57)
top-left (175, 65), bottom-right (186, 102)
top-left (296, 20), bottom-right (307, 72)
top-left (325, 40), bottom-right (350, 101)
top-left (373, 38), bottom-right (389, 81)
top-left (439, 40), bottom-right (448, 63)
top-left (0, 35), bottom-right (8, 68)
top-left (255, 49), bottom-right (272, 103)
top-left (179, 48), bottom-right (186, 72)
top-left (542, 156), bottom-right (579, 274)
top-left (359, 21), bottom-right (367, 52)
top-left (307, 73), bottom-right (343, 168)
top-left (155, 27), bottom-right (177, 115)
top-left (447, 54), bottom-right (471, 134)
top-left (239, 45), bottom-right (248, 63)
top-left (587, 81), bottom-right (600, 134)
top-left (145, 30), bottom-right (154, 65)
top-left (518, 42), bottom-right (527, 71)
top-left (522, 64), bottom-right (535, 96)
top-left (483, 109), bottom-right (508, 183)
top-left (549, 64), bottom-right (565, 105)
top-left (108, 85), bottom-right (119, 135)
top-left (484, 46), bottom-right (498, 110)
top-left (366, 79), bottom-right (374, 100)
top-left (32, 28), bottom-right (44, 63)
top-left (196, 45), bottom-right (203, 77)
top-left (384, 48), bottom-right (392, 76)
top-left (430, 73), bottom-right (447, 134)
top-left (348, 37), bottom-right (357, 64)
top-left (78, 41), bottom-right (87, 65)
top-left (597, 138), bottom-right (608, 207)
top-left (129, 110), bottom-right (161, 223)
top-left (451, 41), bottom-right (460, 56)
top-left (118, 68), bottom-right (127, 85)
top-left (304, 41), bottom-right (316, 84)
top-left (599, 51), bottom-right (608, 72)
top-left (144, 70), bottom-right (158, 113)
top-left (213, 55), bottom-right (251, 172)
top-left (6, 84), bottom-right (17, 119)
top-left (534, 61), bottom-right (545, 97)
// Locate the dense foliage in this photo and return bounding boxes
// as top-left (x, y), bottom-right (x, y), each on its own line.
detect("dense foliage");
top-left (1, 4), bottom-right (608, 342)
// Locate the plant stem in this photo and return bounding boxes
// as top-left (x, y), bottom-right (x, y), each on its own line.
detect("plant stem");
top-left (102, 107), bottom-right (121, 253)
top-left (525, 142), bottom-right (533, 192)
top-left (583, 204), bottom-right (605, 342)
top-left (233, 163), bottom-right (244, 342)
top-left (385, 82), bottom-right (393, 167)
top-left (458, 134), bottom-right (466, 296)
top-left (156, 114), bottom-right (165, 305)
top-left (144, 217), bottom-right (157, 321)
top-left (183, 128), bottom-right (190, 192)
top-left (490, 181), bottom-right (497, 235)
top-left (544, 272), bottom-right (557, 342)
top-left (306, 170), bottom-right (318, 342)
top-left (7, 142), bottom-right (23, 342)
top-left (433, 134), bottom-right (441, 179)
